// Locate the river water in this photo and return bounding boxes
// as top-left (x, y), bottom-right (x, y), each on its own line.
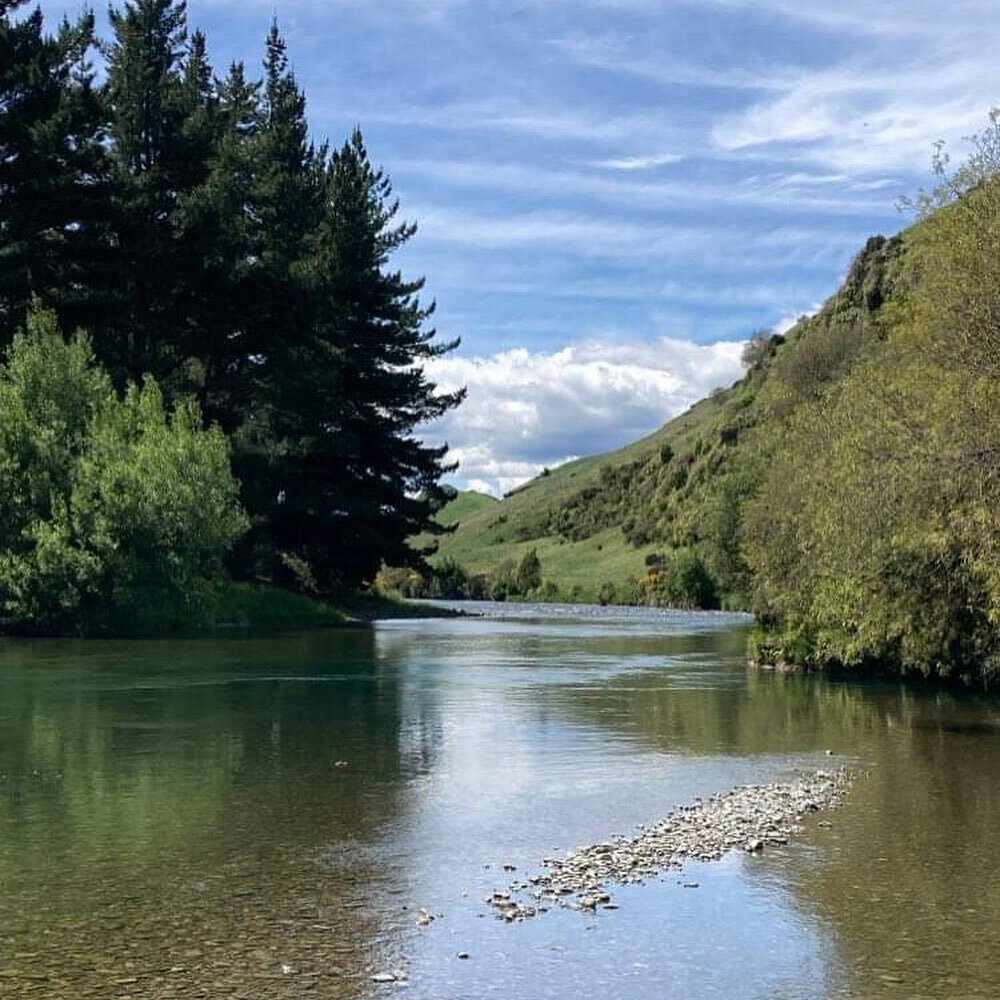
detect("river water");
top-left (1, 602), bottom-right (999, 999)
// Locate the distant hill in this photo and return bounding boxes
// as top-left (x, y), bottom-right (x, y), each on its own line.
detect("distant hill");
top-left (422, 232), bottom-right (904, 607)
top-left (434, 490), bottom-right (499, 527)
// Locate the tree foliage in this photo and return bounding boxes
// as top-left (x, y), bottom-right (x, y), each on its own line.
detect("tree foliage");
top-left (0, 1), bottom-right (111, 334)
top-left (742, 115), bottom-right (1000, 686)
top-left (0, 307), bottom-right (246, 632)
top-left (0, 1), bottom-right (462, 610)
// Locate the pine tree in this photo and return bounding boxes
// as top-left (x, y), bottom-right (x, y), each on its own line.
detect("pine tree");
top-left (103, 0), bottom-right (218, 386)
top-left (0, 2), bottom-right (111, 336)
top-left (289, 128), bottom-right (464, 590)
top-left (187, 59), bottom-right (261, 427)
top-left (224, 24), bottom-right (328, 585)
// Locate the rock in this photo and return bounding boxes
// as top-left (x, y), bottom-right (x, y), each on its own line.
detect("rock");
top-left (478, 768), bottom-right (851, 925)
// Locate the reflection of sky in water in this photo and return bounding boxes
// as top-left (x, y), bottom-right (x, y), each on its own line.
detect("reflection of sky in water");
top-left (406, 859), bottom-right (833, 1000)
top-left (20, 607), bottom-right (1000, 997)
top-left (366, 611), bottom-right (839, 999)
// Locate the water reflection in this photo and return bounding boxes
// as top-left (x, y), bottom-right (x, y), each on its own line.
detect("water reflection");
top-left (1, 607), bottom-right (998, 999)
top-left (0, 631), bottom-right (409, 998)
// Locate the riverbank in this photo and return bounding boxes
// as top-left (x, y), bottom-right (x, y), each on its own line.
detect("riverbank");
top-left (212, 584), bottom-right (465, 631)
top-left (0, 584), bottom-right (463, 638)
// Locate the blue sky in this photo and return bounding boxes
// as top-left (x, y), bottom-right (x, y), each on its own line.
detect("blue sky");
top-left (39, 0), bottom-right (1000, 493)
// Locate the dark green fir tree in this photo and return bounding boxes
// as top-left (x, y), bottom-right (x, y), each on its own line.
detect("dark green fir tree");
top-left (0, 2), bottom-right (111, 336)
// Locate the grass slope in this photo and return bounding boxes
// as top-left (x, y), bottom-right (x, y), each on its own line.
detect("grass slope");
top-left (424, 393), bottom-right (733, 601)
top-left (426, 232), bottom-right (904, 604)
top-left (435, 489), bottom-right (499, 527)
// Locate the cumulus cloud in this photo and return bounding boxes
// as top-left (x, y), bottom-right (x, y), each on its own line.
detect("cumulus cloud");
top-left (420, 337), bottom-right (745, 496)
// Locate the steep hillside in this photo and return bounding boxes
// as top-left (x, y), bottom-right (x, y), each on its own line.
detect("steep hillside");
top-left (423, 233), bottom-right (905, 606)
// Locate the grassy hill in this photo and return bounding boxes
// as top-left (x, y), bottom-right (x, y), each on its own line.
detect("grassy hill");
top-left (434, 489), bottom-right (499, 527)
top-left (412, 131), bottom-right (1000, 687)
top-left (419, 232), bottom-right (905, 607)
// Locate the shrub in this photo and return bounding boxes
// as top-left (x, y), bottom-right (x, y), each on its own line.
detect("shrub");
top-left (0, 307), bottom-right (247, 632)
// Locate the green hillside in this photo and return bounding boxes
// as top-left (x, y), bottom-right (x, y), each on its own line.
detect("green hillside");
top-left (403, 120), bottom-right (1000, 687)
top-left (421, 232), bottom-right (903, 607)
top-left (434, 490), bottom-right (499, 527)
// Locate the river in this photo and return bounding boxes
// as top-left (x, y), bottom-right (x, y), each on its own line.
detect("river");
top-left (1, 602), bottom-right (998, 999)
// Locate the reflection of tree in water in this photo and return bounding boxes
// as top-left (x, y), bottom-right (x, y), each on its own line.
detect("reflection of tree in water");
top-left (0, 630), bottom-right (415, 999)
top-left (539, 643), bottom-right (886, 757)
top-left (540, 645), bottom-right (1000, 998)
top-left (781, 689), bottom-right (1000, 1000)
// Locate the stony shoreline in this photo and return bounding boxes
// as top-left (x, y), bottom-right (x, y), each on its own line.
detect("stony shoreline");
top-left (486, 767), bottom-right (851, 921)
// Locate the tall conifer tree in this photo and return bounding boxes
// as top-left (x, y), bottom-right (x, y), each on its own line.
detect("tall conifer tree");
top-left (225, 25), bottom-right (329, 585)
top-left (103, 0), bottom-right (217, 386)
top-left (0, 2), bottom-right (110, 335)
top-left (290, 129), bottom-right (464, 590)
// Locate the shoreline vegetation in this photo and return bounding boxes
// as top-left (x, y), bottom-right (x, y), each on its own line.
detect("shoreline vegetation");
top-left (0, 584), bottom-right (463, 638)
top-left (6, 5), bottom-right (1000, 688)
top-left (0, 2), bottom-right (463, 639)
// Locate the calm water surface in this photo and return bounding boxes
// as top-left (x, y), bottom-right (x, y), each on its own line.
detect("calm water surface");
top-left (1, 602), bottom-right (999, 999)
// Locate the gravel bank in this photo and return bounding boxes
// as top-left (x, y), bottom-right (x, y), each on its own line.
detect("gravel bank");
top-left (487, 767), bottom-right (851, 921)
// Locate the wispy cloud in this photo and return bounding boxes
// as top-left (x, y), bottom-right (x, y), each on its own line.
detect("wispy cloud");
top-left (397, 156), bottom-right (898, 217)
top-left (592, 152), bottom-right (685, 171)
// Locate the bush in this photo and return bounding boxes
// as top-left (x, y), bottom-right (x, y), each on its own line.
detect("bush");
top-left (433, 556), bottom-right (469, 598)
top-left (641, 549), bottom-right (720, 610)
top-left (0, 308), bottom-right (247, 633)
top-left (515, 548), bottom-right (542, 594)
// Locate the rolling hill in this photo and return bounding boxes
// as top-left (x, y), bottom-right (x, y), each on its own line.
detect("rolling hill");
top-left (419, 232), bottom-right (904, 607)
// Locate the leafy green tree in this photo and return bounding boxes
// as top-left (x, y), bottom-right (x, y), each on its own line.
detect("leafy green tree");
top-left (0, 307), bottom-right (246, 632)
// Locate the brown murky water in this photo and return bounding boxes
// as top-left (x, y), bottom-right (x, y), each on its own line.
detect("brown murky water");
top-left (1, 603), bottom-right (998, 999)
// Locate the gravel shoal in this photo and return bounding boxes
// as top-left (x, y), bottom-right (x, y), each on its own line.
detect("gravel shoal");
top-left (486, 767), bottom-right (851, 921)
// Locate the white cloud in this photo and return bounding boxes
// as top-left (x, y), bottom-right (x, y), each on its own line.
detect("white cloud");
top-left (592, 153), bottom-right (685, 171)
top-left (420, 336), bottom-right (745, 496)
top-left (711, 47), bottom-right (1000, 176)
